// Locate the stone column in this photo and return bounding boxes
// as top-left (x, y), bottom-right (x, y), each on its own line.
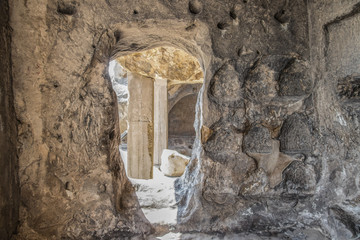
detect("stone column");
top-left (153, 77), bottom-right (168, 165)
top-left (127, 72), bottom-right (154, 179)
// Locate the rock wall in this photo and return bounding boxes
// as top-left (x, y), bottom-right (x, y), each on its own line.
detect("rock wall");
top-left (306, 1), bottom-right (360, 238)
top-left (177, 0), bottom-right (360, 239)
top-left (176, 0), bottom-right (318, 236)
top-left (0, 0), bottom-right (19, 239)
top-left (10, 0), bottom-right (152, 239)
top-left (168, 94), bottom-right (197, 156)
top-left (8, 0), bottom-right (360, 239)
top-left (169, 94), bottom-right (197, 137)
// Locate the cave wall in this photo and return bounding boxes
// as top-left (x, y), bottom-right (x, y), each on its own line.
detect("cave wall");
top-left (306, 1), bottom-right (360, 238)
top-left (10, 1), bottom-right (153, 239)
top-left (0, 0), bottom-right (19, 239)
top-left (177, 0), bottom-right (360, 238)
top-left (8, 0), bottom-right (360, 239)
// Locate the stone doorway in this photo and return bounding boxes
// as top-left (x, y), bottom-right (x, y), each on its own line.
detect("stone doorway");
top-left (108, 46), bottom-right (203, 234)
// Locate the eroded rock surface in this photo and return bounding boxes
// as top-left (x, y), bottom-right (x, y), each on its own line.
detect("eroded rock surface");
top-left (117, 46), bottom-right (204, 86)
top-left (6, 0), bottom-right (360, 239)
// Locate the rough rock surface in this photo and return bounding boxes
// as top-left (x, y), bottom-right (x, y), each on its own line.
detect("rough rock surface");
top-left (117, 46), bottom-right (203, 86)
top-left (160, 149), bottom-right (190, 177)
top-left (6, 0), bottom-right (360, 239)
top-left (0, 0), bottom-right (19, 239)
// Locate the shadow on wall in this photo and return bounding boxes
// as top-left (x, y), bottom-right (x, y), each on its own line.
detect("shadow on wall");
top-left (0, 0), bottom-right (19, 239)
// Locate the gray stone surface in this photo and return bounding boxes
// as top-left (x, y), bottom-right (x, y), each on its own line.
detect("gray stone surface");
top-left (279, 113), bottom-right (312, 154)
top-left (4, 0), bottom-right (360, 239)
top-left (244, 125), bottom-right (272, 154)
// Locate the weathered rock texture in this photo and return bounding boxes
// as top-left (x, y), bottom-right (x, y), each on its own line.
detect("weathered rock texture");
top-left (10, 1), bottom-right (152, 239)
top-left (0, 0), bottom-right (19, 239)
top-left (306, 1), bottom-right (360, 238)
top-left (176, 1), bottom-right (359, 239)
top-left (6, 0), bottom-right (360, 239)
top-left (117, 46), bottom-right (203, 86)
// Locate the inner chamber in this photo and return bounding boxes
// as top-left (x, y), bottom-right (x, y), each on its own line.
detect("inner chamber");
top-left (108, 46), bottom-right (203, 229)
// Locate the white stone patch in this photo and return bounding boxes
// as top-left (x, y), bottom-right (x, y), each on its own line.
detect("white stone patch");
top-left (336, 112), bottom-right (347, 126)
top-left (120, 146), bottom-right (179, 227)
top-left (130, 166), bottom-right (178, 225)
top-left (160, 149), bottom-right (190, 177)
top-left (157, 232), bottom-right (182, 240)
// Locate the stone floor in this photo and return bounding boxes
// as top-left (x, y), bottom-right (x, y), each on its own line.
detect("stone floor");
top-left (120, 147), bottom-right (178, 236)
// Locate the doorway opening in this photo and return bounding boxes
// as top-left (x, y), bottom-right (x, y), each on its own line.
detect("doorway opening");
top-left (108, 46), bottom-right (204, 233)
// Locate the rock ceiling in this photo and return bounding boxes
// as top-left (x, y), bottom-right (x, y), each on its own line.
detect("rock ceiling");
top-left (117, 46), bottom-right (204, 86)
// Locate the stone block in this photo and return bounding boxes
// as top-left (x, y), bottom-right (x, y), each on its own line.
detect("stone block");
top-left (278, 59), bottom-right (311, 96)
top-left (160, 149), bottom-right (190, 177)
top-left (209, 63), bottom-right (243, 107)
top-left (279, 114), bottom-right (311, 154)
top-left (244, 125), bottom-right (272, 154)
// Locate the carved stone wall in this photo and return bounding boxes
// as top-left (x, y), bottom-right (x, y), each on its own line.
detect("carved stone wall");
top-left (307, 1), bottom-right (360, 239)
top-left (7, 0), bottom-right (360, 239)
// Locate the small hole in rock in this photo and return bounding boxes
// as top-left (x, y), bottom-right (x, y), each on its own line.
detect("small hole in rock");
top-left (114, 30), bottom-right (121, 43)
top-left (56, 134), bottom-right (63, 143)
top-left (65, 181), bottom-right (72, 191)
top-left (217, 22), bottom-right (229, 30)
top-left (133, 9), bottom-right (138, 15)
top-left (274, 9), bottom-right (289, 24)
top-left (109, 130), bottom-right (115, 140)
top-left (57, 2), bottom-right (77, 15)
top-left (130, 43), bottom-right (140, 48)
top-left (189, 0), bottom-right (202, 14)
top-left (230, 10), bottom-right (237, 19)
top-left (185, 24), bottom-right (196, 31)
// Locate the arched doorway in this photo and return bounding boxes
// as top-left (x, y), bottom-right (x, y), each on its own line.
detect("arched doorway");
top-left (108, 46), bottom-right (204, 233)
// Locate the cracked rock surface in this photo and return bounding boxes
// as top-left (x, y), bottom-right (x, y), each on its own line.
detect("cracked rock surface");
top-left (4, 0), bottom-right (360, 239)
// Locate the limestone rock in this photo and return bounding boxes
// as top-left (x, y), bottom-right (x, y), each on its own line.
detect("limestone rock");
top-left (245, 55), bottom-right (292, 104)
top-left (278, 59), bottom-right (312, 96)
top-left (279, 113), bottom-right (312, 154)
top-left (243, 125), bottom-right (272, 154)
top-left (209, 62), bottom-right (243, 107)
top-left (117, 47), bottom-right (204, 85)
top-left (160, 149), bottom-right (190, 177)
top-left (3, 0), bottom-right (360, 239)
